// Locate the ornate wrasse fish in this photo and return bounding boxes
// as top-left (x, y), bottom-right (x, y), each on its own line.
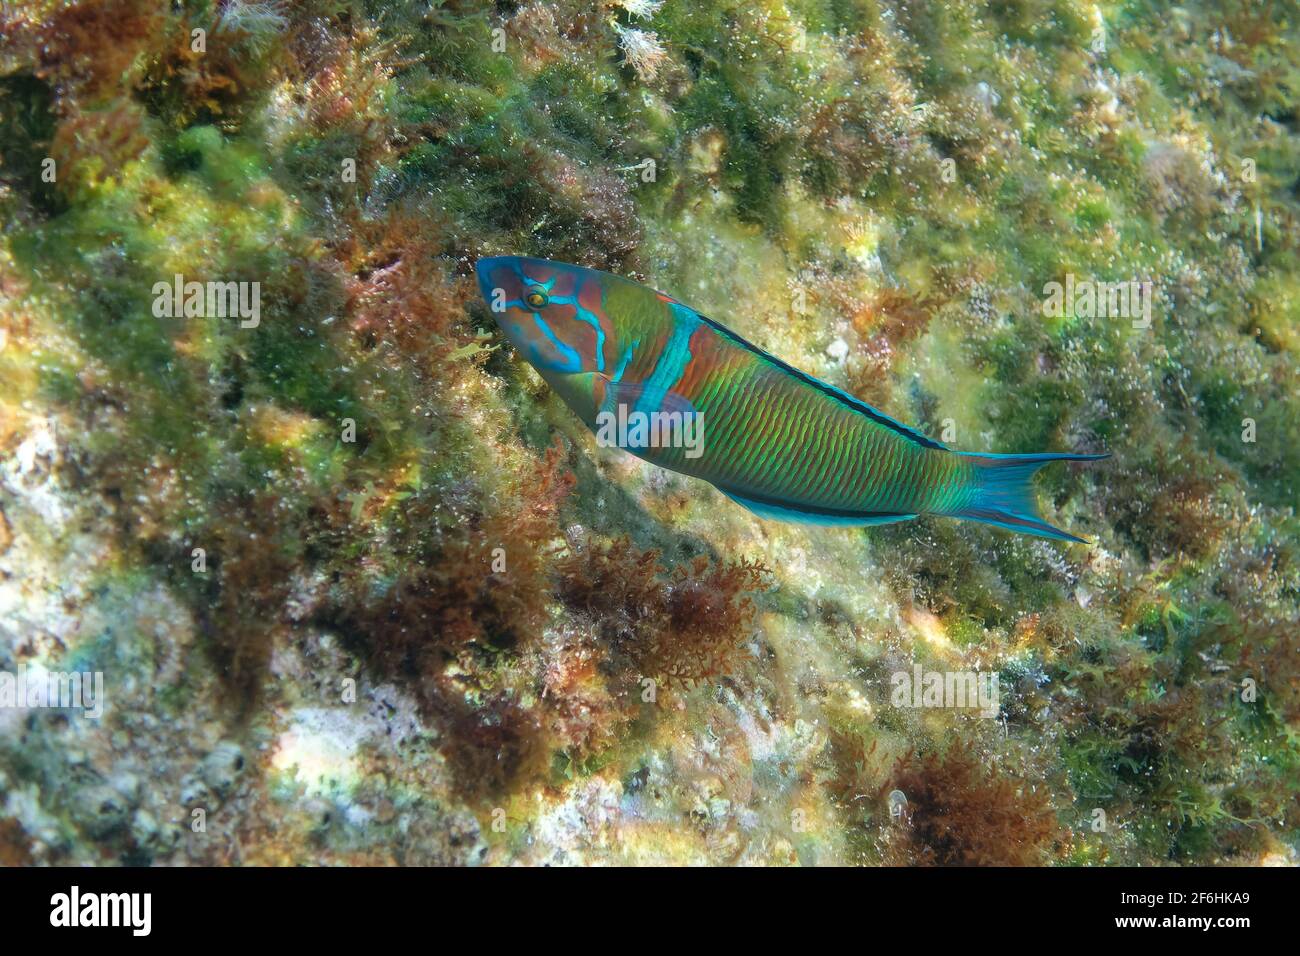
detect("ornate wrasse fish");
top-left (475, 256), bottom-right (1107, 543)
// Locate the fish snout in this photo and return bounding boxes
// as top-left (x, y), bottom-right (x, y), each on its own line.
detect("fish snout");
top-left (475, 256), bottom-right (521, 310)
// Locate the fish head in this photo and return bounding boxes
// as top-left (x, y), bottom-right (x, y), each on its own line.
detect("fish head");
top-left (475, 256), bottom-right (613, 377)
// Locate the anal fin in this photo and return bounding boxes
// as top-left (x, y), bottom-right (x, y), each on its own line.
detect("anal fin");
top-left (718, 487), bottom-right (917, 528)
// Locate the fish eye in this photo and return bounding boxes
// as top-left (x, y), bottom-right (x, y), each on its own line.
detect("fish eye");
top-left (524, 288), bottom-right (549, 309)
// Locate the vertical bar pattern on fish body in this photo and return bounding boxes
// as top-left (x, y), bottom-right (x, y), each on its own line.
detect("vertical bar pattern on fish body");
top-left (598, 278), bottom-right (975, 519)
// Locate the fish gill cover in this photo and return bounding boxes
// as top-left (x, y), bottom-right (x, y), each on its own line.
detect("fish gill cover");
top-left (0, 0), bottom-right (1296, 867)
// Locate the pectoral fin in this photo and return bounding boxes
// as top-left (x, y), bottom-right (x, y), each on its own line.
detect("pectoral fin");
top-left (596, 378), bottom-right (698, 419)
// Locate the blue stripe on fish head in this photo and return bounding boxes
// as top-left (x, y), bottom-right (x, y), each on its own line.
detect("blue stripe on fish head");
top-left (476, 256), bottom-right (611, 375)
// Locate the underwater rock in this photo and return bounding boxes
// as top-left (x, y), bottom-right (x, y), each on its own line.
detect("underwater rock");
top-left (0, 0), bottom-right (1296, 868)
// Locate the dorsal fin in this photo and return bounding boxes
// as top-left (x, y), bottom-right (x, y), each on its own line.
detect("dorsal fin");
top-left (690, 311), bottom-right (948, 451)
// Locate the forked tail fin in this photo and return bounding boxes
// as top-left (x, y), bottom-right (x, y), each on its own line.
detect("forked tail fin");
top-left (950, 452), bottom-right (1109, 543)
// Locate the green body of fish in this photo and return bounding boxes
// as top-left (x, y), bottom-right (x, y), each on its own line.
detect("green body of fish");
top-left (476, 256), bottom-right (1106, 542)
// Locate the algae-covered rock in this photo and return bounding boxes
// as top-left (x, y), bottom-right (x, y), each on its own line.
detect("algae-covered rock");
top-left (0, 0), bottom-right (1296, 866)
